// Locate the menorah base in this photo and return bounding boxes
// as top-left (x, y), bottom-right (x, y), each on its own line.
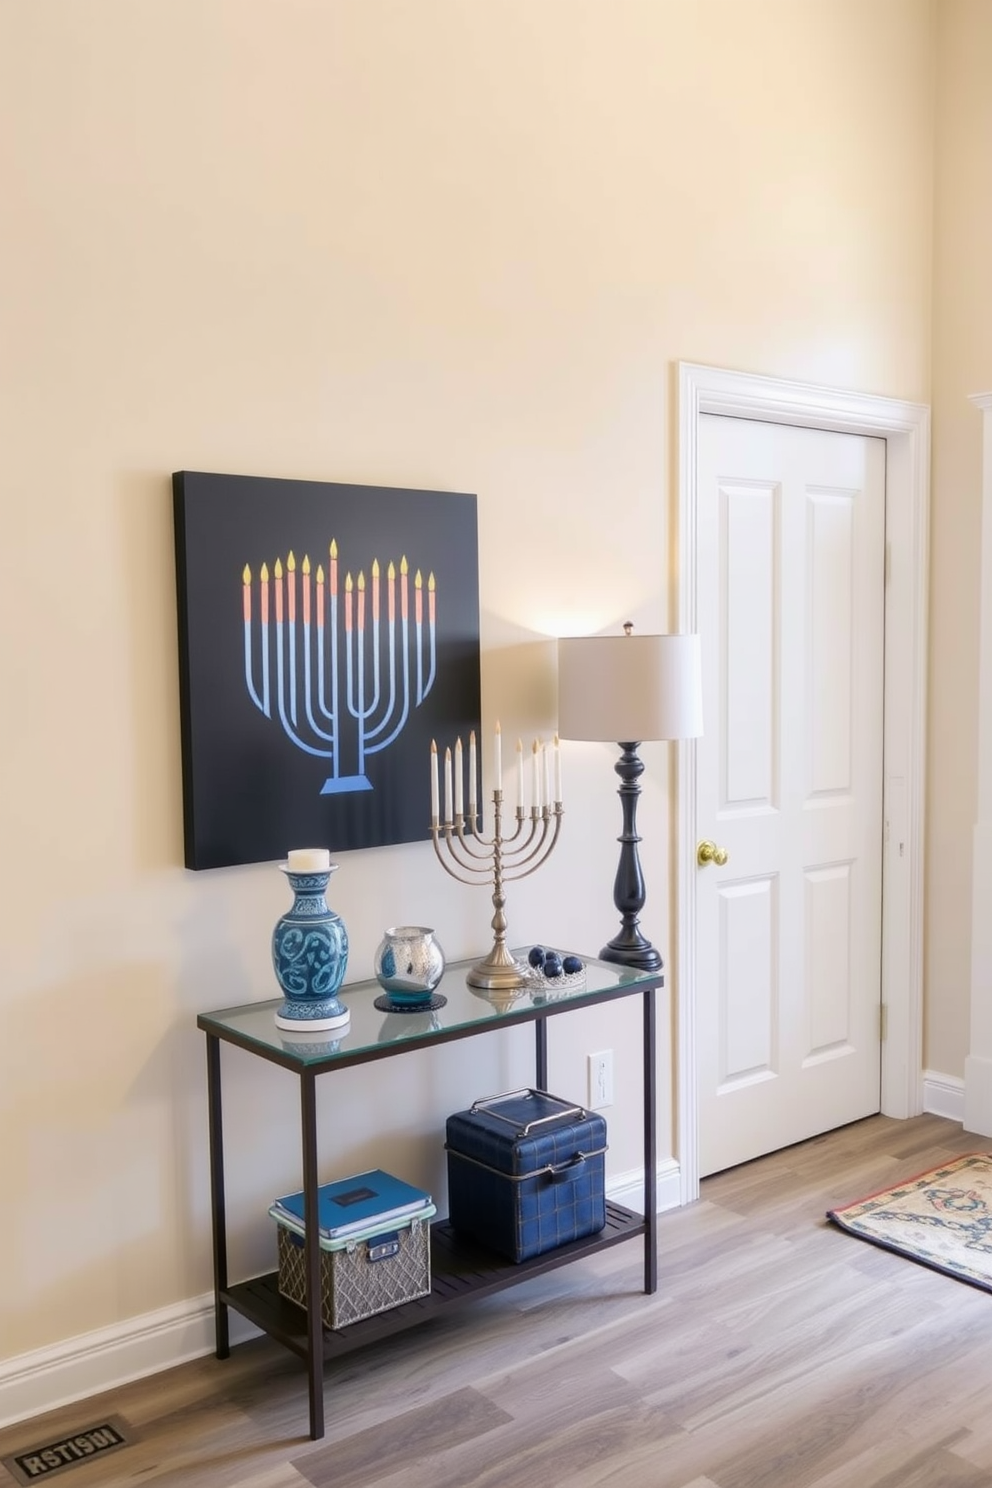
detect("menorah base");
top-left (465, 946), bottom-right (529, 992)
top-left (320, 773), bottom-right (373, 796)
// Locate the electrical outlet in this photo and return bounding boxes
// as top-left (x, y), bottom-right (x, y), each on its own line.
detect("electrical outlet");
top-left (587, 1050), bottom-right (614, 1109)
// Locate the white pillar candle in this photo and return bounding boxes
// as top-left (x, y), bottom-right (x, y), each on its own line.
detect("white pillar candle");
top-left (494, 721), bottom-right (502, 793)
top-left (532, 739), bottom-right (541, 812)
top-left (553, 733), bottom-right (562, 802)
top-left (468, 730), bottom-right (477, 815)
top-left (444, 746), bottom-right (453, 824)
top-left (430, 740), bottom-right (439, 821)
top-left (454, 736), bottom-right (464, 816)
top-left (287, 847), bottom-right (331, 872)
top-left (516, 738), bottom-right (525, 811)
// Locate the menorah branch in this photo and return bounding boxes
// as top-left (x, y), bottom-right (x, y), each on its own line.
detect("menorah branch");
top-left (499, 807), bottom-right (563, 880)
top-left (431, 828), bottom-right (493, 880)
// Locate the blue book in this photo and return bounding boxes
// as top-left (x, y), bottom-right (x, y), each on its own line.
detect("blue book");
top-left (272, 1168), bottom-right (433, 1240)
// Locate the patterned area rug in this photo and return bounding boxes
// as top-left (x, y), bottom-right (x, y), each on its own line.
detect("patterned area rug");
top-left (827, 1153), bottom-right (992, 1292)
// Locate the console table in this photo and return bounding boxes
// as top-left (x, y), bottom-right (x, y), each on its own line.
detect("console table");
top-left (197, 952), bottom-right (663, 1440)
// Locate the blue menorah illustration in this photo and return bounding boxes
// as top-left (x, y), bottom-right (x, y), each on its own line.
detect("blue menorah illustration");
top-left (242, 539), bottom-right (437, 795)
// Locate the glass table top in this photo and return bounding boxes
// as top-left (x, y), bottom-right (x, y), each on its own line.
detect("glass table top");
top-left (197, 950), bottom-right (662, 1067)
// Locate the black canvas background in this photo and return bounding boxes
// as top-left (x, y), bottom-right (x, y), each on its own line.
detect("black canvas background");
top-left (174, 471), bottom-right (481, 870)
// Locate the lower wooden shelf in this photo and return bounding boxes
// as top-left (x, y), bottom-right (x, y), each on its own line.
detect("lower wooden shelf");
top-left (224, 1200), bottom-right (645, 1363)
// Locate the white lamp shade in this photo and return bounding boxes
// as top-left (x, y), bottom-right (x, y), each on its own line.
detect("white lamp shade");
top-left (557, 631), bottom-right (703, 743)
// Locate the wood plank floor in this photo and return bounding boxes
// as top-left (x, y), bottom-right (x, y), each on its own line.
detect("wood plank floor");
top-left (4, 1114), bottom-right (992, 1488)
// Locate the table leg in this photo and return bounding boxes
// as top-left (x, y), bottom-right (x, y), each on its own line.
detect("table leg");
top-left (205, 1034), bottom-right (230, 1359)
top-left (642, 986), bottom-right (657, 1294)
top-left (535, 1015), bottom-right (548, 1090)
top-left (300, 1071), bottom-right (324, 1440)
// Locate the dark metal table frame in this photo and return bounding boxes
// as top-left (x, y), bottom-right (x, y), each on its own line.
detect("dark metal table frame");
top-left (198, 955), bottom-right (662, 1441)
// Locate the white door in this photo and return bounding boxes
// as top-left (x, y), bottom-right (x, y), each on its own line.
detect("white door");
top-left (696, 415), bottom-right (885, 1176)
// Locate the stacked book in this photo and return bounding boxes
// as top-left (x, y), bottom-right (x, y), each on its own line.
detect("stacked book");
top-left (270, 1167), bottom-right (434, 1241)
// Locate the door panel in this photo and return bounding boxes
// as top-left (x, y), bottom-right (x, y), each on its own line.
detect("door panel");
top-left (697, 415), bottom-right (884, 1176)
top-left (724, 483), bottom-right (775, 807)
top-left (719, 876), bottom-right (775, 1086)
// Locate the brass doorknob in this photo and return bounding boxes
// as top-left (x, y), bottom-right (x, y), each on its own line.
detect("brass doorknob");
top-left (697, 839), bottom-right (729, 868)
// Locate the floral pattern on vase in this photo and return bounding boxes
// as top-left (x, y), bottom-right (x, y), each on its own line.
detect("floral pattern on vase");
top-left (272, 865), bottom-right (350, 1030)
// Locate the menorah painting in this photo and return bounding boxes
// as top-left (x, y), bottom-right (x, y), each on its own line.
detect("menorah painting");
top-left (173, 471), bottom-right (481, 870)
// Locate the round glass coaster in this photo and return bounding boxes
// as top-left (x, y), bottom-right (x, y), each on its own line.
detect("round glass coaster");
top-left (373, 992), bottom-right (448, 1014)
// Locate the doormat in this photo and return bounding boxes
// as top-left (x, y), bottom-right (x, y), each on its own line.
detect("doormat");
top-left (1, 1416), bottom-right (133, 1485)
top-left (827, 1152), bottom-right (992, 1292)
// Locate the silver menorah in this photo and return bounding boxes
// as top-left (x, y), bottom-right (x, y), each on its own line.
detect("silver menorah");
top-left (430, 730), bottom-right (564, 990)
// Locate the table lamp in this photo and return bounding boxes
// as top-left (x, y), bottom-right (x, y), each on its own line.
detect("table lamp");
top-left (557, 624), bottom-right (703, 970)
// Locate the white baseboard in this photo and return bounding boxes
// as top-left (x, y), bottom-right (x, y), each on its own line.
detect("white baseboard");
top-left (922, 1068), bottom-right (965, 1123)
top-left (607, 1159), bottom-right (682, 1216)
top-left (0, 1162), bottom-right (680, 1433)
top-left (0, 1295), bottom-right (260, 1432)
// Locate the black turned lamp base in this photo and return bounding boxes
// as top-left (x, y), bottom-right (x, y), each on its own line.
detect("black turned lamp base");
top-left (599, 936), bottom-right (663, 973)
top-left (600, 741), bottom-right (664, 974)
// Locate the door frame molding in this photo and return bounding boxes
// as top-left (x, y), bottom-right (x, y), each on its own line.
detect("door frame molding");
top-left (675, 361), bottom-right (930, 1201)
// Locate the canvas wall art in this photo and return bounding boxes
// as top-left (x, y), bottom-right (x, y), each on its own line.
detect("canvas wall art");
top-left (173, 471), bottom-right (481, 870)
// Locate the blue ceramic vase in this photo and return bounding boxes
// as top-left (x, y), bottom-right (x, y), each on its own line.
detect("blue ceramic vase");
top-left (272, 864), bottom-right (350, 1031)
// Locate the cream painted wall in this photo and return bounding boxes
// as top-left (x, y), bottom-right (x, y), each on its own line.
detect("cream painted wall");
top-left (0, 0), bottom-right (934, 1363)
top-left (927, 0), bottom-right (992, 1078)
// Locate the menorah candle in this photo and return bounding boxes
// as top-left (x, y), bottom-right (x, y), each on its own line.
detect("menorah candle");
top-left (516, 738), bottom-right (525, 812)
top-left (532, 739), bottom-right (541, 810)
top-left (444, 746), bottom-right (453, 824)
top-left (543, 742), bottom-right (552, 809)
top-left (494, 722), bottom-right (502, 792)
top-left (287, 847), bottom-right (331, 872)
top-left (468, 731), bottom-right (478, 815)
top-left (454, 737), bottom-right (464, 816)
top-left (554, 734), bottom-right (562, 802)
top-left (430, 740), bottom-right (440, 820)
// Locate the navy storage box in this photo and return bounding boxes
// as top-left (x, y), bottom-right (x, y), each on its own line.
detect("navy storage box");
top-left (445, 1088), bottom-right (608, 1262)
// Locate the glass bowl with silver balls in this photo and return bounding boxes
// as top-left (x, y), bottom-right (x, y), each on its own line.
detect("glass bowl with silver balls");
top-left (526, 946), bottom-right (585, 990)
